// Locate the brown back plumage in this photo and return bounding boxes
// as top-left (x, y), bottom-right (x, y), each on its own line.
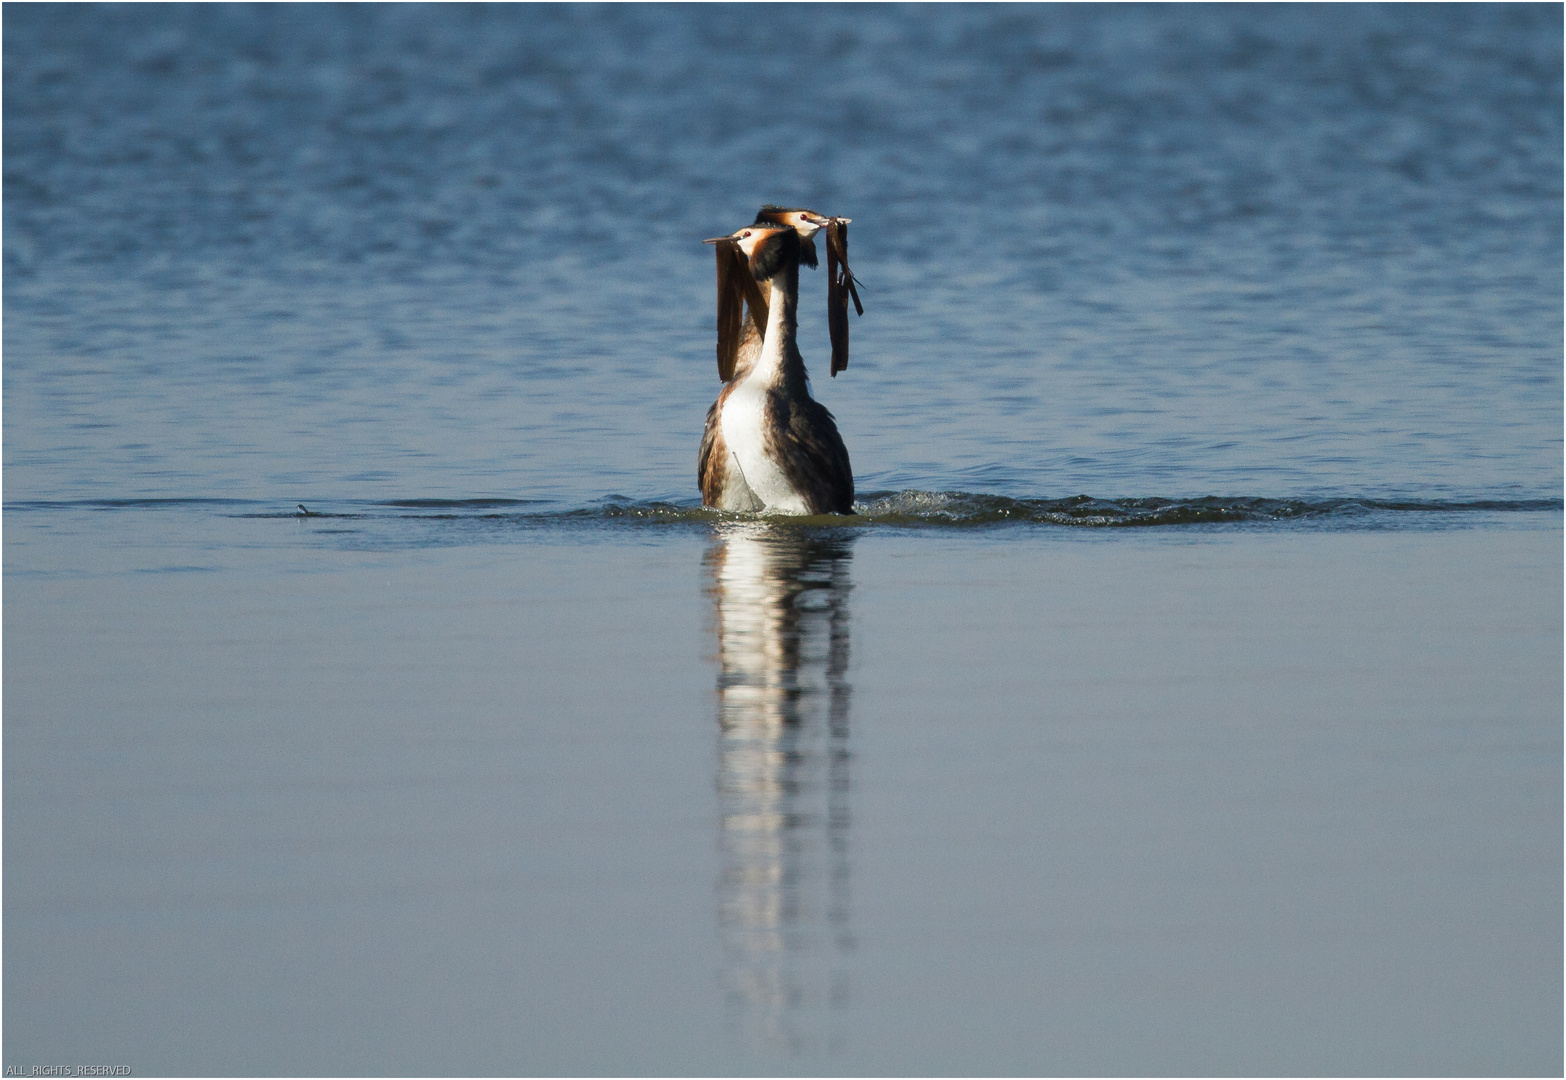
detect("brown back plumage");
top-left (767, 392), bottom-right (855, 514)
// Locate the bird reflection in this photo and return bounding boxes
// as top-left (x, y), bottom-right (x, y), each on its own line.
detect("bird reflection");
top-left (706, 522), bottom-right (855, 1058)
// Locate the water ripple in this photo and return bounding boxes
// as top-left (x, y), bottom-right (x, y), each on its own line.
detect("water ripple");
top-left (15, 492), bottom-right (1557, 534)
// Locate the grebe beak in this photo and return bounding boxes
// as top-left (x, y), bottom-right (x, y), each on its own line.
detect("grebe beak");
top-left (703, 236), bottom-right (734, 245)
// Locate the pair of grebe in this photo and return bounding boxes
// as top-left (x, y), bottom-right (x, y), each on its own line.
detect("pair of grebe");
top-left (698, 207), bottom-right (862, 516)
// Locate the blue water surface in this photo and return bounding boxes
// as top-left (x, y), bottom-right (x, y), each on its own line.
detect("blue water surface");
top-left (3, 6), bottom-right (1562, 1077)
top-left (5, 3), bottom-right (1561, 509)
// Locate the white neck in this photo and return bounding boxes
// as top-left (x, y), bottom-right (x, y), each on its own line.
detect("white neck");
top-left (742, 269), bottom-right (801, 393)
top-left (751, 278), bottom-right (788, 384)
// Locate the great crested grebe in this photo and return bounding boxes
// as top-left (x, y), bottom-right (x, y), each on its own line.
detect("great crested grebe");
top-left (756, 206), bottom-right (863, 378)
top-left (699, 222), bottom-right (855, 516)
top-left (713, 207), bottom-right (862, 382)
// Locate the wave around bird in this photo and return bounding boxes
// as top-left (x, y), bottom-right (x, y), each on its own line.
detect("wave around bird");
top-left (582, 491), bottom-right (1563, 529)
top-left (13, 491), bottom-right (1556, 531)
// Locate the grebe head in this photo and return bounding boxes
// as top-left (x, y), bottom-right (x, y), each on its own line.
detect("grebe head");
top-left (754, 206), bottom-right (850, 268)
top-left (755, 206), bottom-right (830, 237)
top-left (703, 223), bottom-right (798, 282)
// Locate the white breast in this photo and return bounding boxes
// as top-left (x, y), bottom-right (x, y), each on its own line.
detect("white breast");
top-left (720, 378), bottom-right (809, 515)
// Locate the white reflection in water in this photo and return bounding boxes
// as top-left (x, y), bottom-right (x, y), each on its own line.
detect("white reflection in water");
top-left (707, 524), bottom-right (855, 1058)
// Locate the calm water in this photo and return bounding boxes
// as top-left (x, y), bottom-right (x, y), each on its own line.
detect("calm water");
top-left (4, 4), bottom-right (1561, 1075)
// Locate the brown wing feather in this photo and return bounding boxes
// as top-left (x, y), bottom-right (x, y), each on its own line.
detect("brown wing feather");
top-left (826, 222), bottom-right (850, 377)
top-left (715, 244), bottom-right (744, 381)
top-left (697, 395), bottom-right (727, 506)
top-left (716, 241), bottom-right (771, 382)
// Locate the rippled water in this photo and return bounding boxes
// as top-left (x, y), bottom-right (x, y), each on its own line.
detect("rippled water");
top-left (5, 5), bottom-right (1561, 1075)
top-left (5, 3), bottom-right (1561, 507)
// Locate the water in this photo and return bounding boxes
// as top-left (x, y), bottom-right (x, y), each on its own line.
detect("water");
top-left (5, 3), bottom-right (1560, 504)
top-left (4, 4), bottom-right (1561, 1074)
